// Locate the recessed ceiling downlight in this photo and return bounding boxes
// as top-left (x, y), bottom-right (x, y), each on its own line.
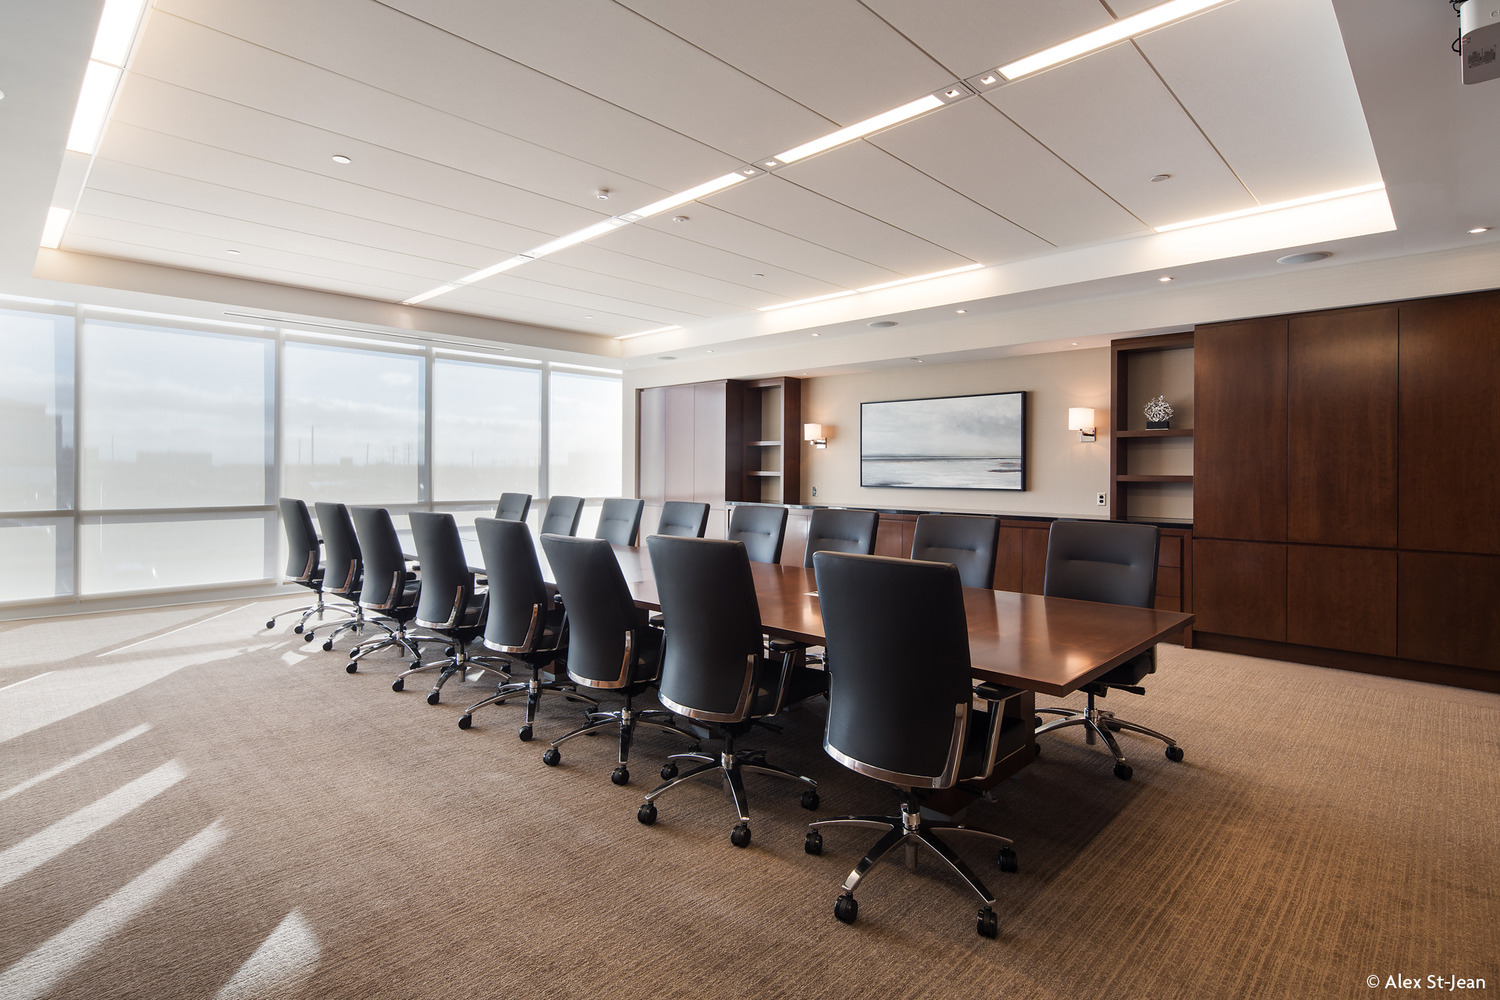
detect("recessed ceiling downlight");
top-left (868, 320), bottom-right (897, 328)
top-left (1276, 251), bottom-right (1332, 265)
top-left (331, 154), bottom-right (352, 164)
top-left (656, 355), bottom-right (677, 361)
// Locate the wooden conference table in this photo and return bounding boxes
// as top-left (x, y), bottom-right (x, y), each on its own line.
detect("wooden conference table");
top-left (416, 528), bottom-right (1194, 699)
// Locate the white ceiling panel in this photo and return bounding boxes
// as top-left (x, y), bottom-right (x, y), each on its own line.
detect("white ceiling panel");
top-left (489, 251), bottom-right (756, 318)
top-left (986, 44), bottom-right (1254, 228)
top-left (776, 141), bottom-right (1051, 263)
top-left (617, 0), bottom-right (951, 123)
top-left (383, 0), bottom-right (829, 162)
top-left (1133, 0), bottom-right (1382, 204)
top-left (706, 175), bottom-right (971, 279)
top-left (859, 0), bottom-right (1113, 80)
top-left (871, 97), bottom-right (1150, 247)
top-left (153, 0), bottom-right (737, 194)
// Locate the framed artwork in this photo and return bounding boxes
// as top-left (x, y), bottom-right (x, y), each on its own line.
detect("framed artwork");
top-left (860, 390), bottom-right (1026, 490)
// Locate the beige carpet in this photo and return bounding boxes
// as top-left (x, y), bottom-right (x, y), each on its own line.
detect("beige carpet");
top-left (1, 599), bottom-right (1496, 999)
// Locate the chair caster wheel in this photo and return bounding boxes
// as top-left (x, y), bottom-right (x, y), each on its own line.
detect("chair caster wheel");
top-left (660, 762), bottom-right (678, 780)
top-left (322, 639), bottom-right (334, 652)
top-left (1033, 716), bottom-right (1043, 728)
top-left (445, 645), bottom-right (456, 657)
top-left (457, 714), bottom-right (472, 730)
top-left (977, 906), bottom-right (998, 938)
top-left (303, 632), bottom-right (316, 643)
top-left (800, 790), bottom-right (819, 810)
top-left (542, 747), bottom-right (561, 766)
top-left (293, 624), bottom-right (304, 634)
top-left (266, 620), bottom-right (277, 629)
top-left (518, 725), bottom-right (533, 742)
top-left (997, 847), bottom-right (1019, 873)
top-left (804, 830), bottom-right (823, 855)
top-left (1113, 762), bottom-right (1133, 780)
top-left (1033, 742), bottom-right (1042, 756)
top-left (391, 678), bottom-right (404, 692)
top-left (610, 766), bottom-right (630, 786)
top-left (730, 823), bottom-right (752, 848)
top-left (1165, 745), bottom-right (1184, 762)
top-left (346, 662), bottom-right (358, 673)
top-left (834, 893), bottom-right (858, 925)
top-left (637, 802), bottom-right (657, 825)
top-left (426, 691), bottom-right (440, 705)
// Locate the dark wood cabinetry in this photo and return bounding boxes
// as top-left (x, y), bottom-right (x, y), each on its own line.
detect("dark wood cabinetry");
top-left (1110, 332), bottom-right (1194, 521)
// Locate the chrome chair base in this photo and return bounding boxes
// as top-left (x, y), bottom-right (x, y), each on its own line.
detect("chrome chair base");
top-left (543, 701), bottom-right (698, 781)
top-left (266, 593), bottom-right (358, 636)
top-left (345, 623), bottom-right (423, 672)
top-left (393, 641), bottom-right (511, 705)
top-left (1035, 690), bottom-right (1181, 780)
top-left (457, 666), bottom-right (598, 738)
top-left (638, 731), bottom-right (818, 846)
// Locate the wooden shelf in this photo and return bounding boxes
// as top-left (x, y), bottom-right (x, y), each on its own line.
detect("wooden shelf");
top-left (1116, 474), bottom-right (1193, 483)
top-left (745, 470), bottom-right (782, 478)
top-left (746, 440), bottom-right (781, 447)
top-left (1115, 428), bottom-right (1194, 438)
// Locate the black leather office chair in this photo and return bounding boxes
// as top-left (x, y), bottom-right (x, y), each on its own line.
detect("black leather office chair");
top-left (803, 508), bottom-right (879, 567)
top-left (539, 495), bottom-right (584, 536)
top-left (308, 501), bottom-right (379, 650)
top-left (267, 497), bottom-right (341, 634)
top-left (394, 511), bottom-right (506, 704)
top-left (538, 534), bottom-right (697, 783)
top-left (910, 513), bottom-right (1001, 589)
top-left (594, 497), bottom-right (645, 546)
top-left (807, 551), bottom-right (1026, 938)
top-left (727, 503), bottom-right (789, 564)
top-left (1034, 520), bottom-right (1182, 780)
top-left (654, 500), bottom-right (709, 538)
top-left (344, 506), bottom-right (423, 674)
top-left (495, 492), bottom-right (532, 522)
top-left (456, 518), bottom-right (595, 739)
top-left (637, 535), bottom-right (820, 847)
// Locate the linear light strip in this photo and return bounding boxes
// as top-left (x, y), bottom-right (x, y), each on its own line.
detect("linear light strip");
top-left (998, 0), bottom-right (1234, 81)
top-left (769, 94), bottom-right (944, 166)
top-left (41, 208), bottom-right (72, 250)
top-left (616, 325), bottom-right (681, 341)
top-left (1152, 182), bottom-right (1386, 233)
top-left (757, 263), bottom-right (983, 312)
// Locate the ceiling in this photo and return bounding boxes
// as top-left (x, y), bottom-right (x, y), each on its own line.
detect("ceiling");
top-left (2, 0), bottom-right (1497, 371)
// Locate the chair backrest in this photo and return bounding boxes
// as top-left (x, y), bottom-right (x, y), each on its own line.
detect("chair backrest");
top-left (803, 508), bottom-right (879, 568)
top-left (1043, 520), bottom-right (1160, 609)
top-left (910, 513), bottom-right (1001, 589)
top-left (314, 501), bottom-right (361, 597)
top-left (494, 492), bottom-right (532, 522)
top-left (540, 495), bottom-right (584, 536)
top-left (814, 551), bottom-right (975, 789)
top-left (646, 535), bottom-right (765, 722)
top-left (542, 533), bottom-right (653, 688)
top-left (350, 506), bottom-right (411, 611)
top-left (475, 517), bottom-right (552, 652)
top-left (278, 497), bottom-right (320, 582)
top-left (655, 500), bottom-right (709, 538)
top-left (727, 503), bottom-right (789, 564)
top-left (594, 497), bottom-right (645, 546)
top-left (409, 511), bottom-right (475, 630)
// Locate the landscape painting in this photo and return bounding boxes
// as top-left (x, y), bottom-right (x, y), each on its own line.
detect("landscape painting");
top-left (861, 391), bottom-right (1026, 490)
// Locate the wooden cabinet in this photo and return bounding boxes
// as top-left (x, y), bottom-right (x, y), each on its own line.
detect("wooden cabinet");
top-left (1288, 306), bottom-right (1398, 548)
top-left (1194, 317), bottom-right (1287, 542)
top-left (1398, 551), bottom-right (1500, 671)
top-left (636, 380), bottom-right (745, 533)
top-left (1193, 539), bottom-right (1286, 642)
top-left (1286, 545), bottom-right (1397, 656)
top-left (1110, 332), bottom-right (1194, 521)
top-left (742, 377), bottom-right (801, 505)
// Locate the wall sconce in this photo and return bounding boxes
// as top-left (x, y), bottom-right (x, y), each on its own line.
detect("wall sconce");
top-left (803, 422), bottom-right (829, 449)
top-left (1068, 407), bottom-right (1097, 443)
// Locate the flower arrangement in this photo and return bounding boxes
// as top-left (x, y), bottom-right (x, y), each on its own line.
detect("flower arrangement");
top-left (1144, 395), bottom-right (1174, 428)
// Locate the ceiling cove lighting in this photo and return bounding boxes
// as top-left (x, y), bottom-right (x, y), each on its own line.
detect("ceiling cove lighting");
top-left (616, 325), bottom-right (681, 341)
top-left (996, 0), bottom-right (1235, 81)
top-left (1153, 182), bottom-right (1386, 233)
top-left (41, 208), bottom-right (72, 249)
top-left (758, 263), bottom-right (985, 313)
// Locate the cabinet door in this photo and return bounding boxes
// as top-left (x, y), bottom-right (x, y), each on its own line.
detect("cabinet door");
top-left (1288, 307), bottom-right (1397, 547)
top-left (1286, 545), bottom-right (1397, 656)
top-left (1398, 292), bottom-right (1500, 555)
top-left (692, 382), bottom-right (727, 504)
top-left (1398, 551), bottom-right (1500, 671)
top-left (636, 388), bottom-right (666, 503)
top-left (1194, 318), bottom-right (1287, 541)
top-left (1192, 539), bottom-right (1286, 641)
top-left (663, 384), bottom-right (695, 501)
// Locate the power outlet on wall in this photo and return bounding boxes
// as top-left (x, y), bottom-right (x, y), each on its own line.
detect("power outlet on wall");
top-left (1096, 492), bottom-right (1108, 506)
top-left (811, 486), bottom-right (818, 497)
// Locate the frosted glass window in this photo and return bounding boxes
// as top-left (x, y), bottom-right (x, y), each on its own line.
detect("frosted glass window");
top-left (79, 322), bottom-right (272, 509)
top-left (0, 310), bottom-right (74, 512)
top-left (549, 371), bottom-right (622, 498)
top-left (432, 360), bottom-right (541, 502)
top-left (0, 521), bottom-right (68, 601)
top-left (80, 515), bottom-right (269, 594)
top-left (282, 342), bottom-right (423, 504)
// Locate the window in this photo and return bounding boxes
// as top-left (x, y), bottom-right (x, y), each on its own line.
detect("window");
top-left (282, 342), bottom-right (424, 504)
top-left (0, 310), bottom-right (74, 512)
top-left (432, 359), bottom-right (541, 501)
top-left (549, 370), bottom-right (622, 498)
top-left (79, 321), bottom-right (272, 510)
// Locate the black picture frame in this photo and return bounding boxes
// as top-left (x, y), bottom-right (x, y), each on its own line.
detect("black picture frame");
top-left (860, 390), bottom-right (1026, 491)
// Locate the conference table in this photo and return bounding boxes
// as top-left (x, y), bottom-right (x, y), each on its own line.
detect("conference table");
top-left (409, 527), bottom-right (1195, 699)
